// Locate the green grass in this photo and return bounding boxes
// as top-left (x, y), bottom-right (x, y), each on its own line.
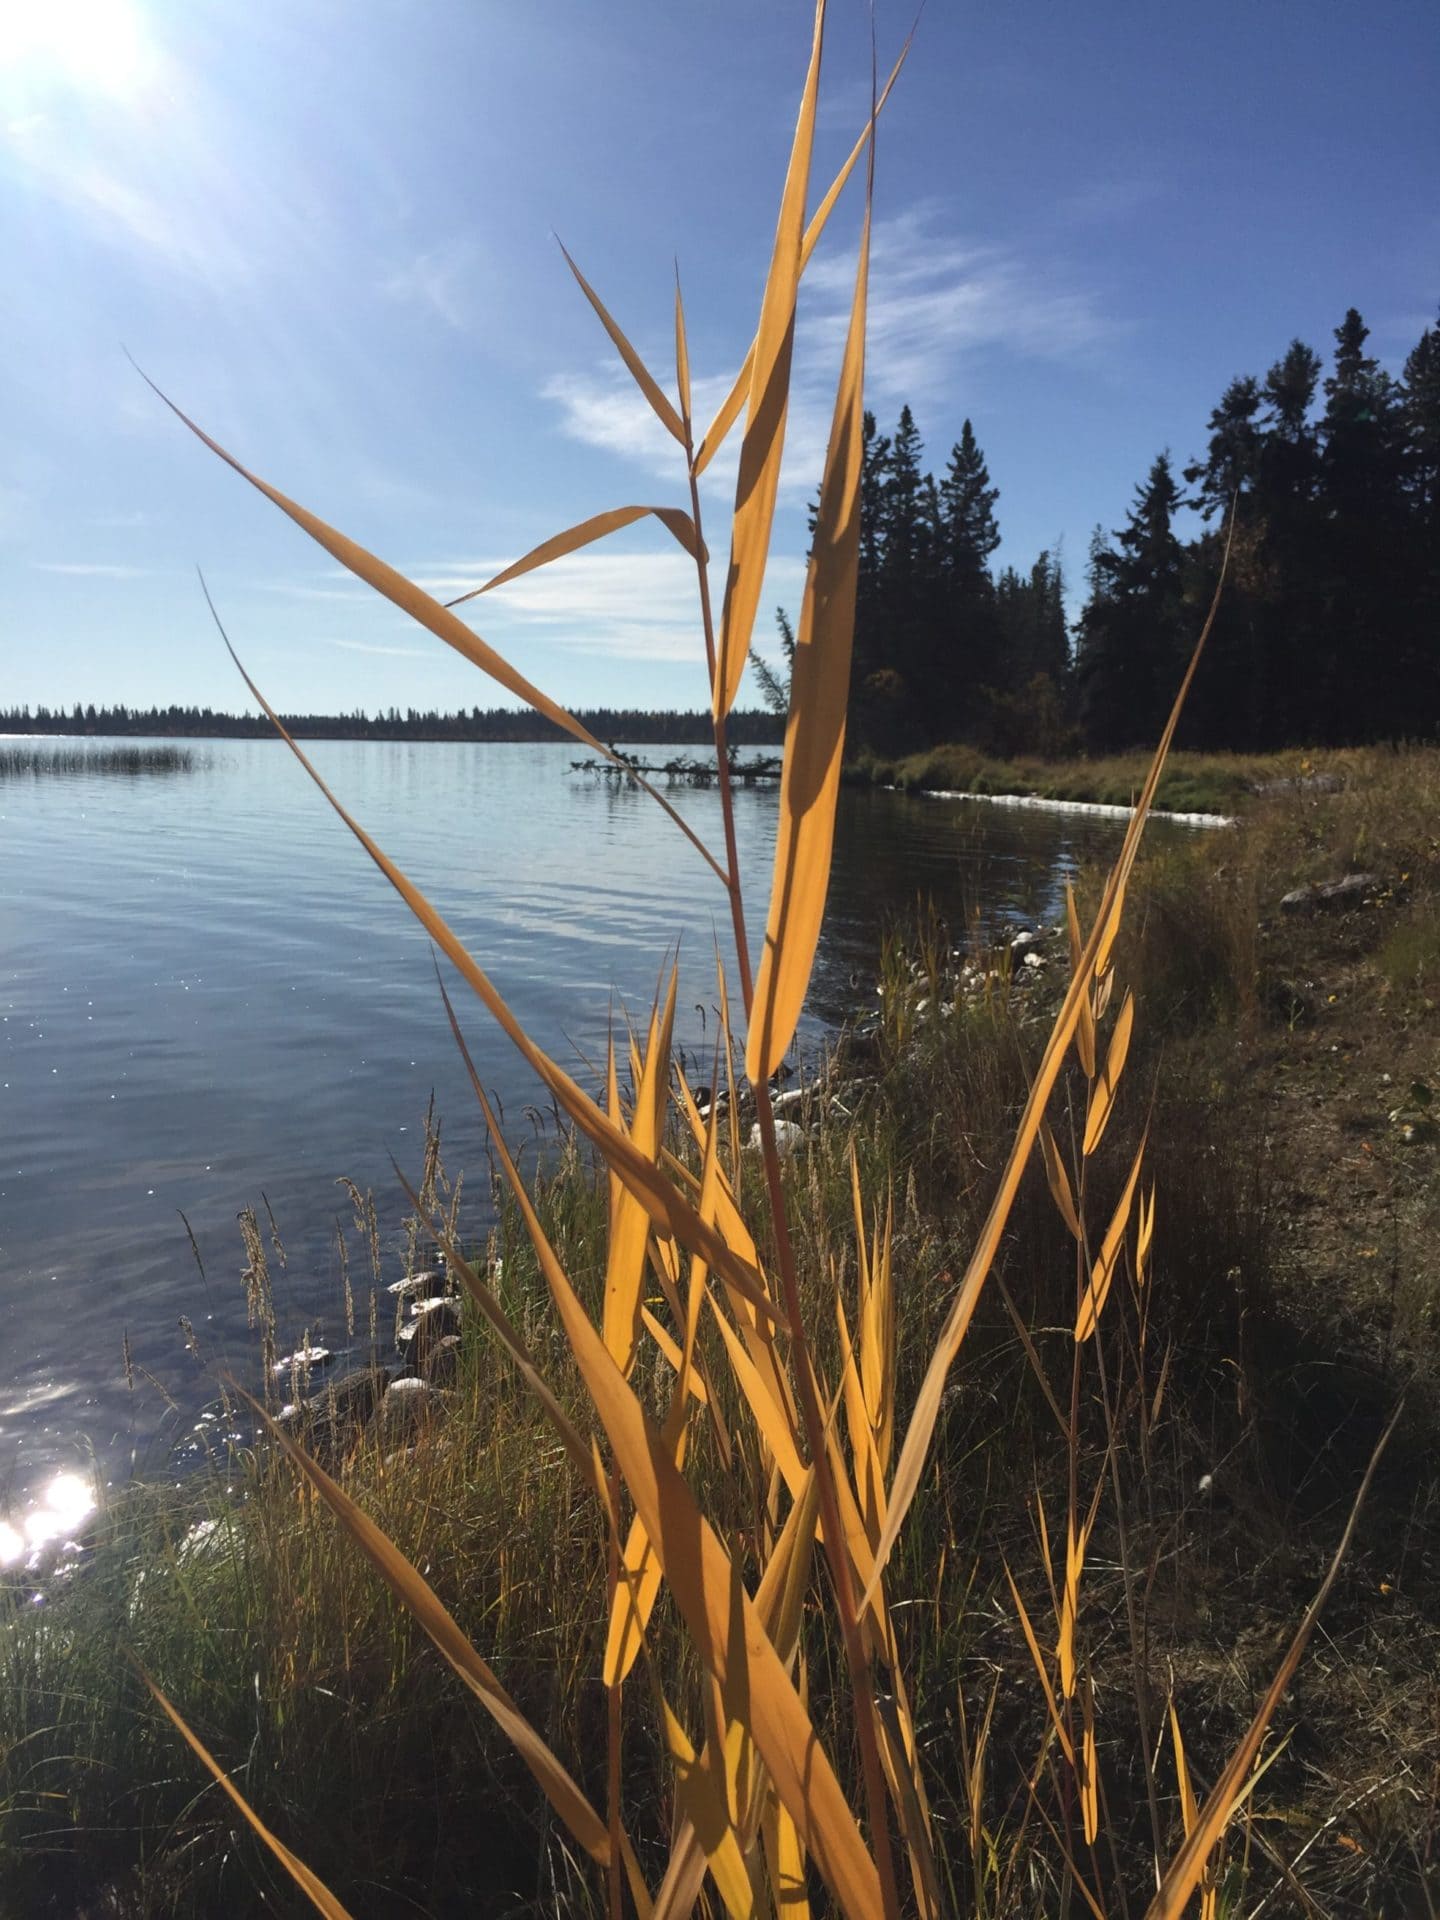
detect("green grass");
top-left (858, 742), bottom-right (1373, 816)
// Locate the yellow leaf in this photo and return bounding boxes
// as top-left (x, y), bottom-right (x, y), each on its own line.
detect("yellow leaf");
top-left (444, 505), bottom-right (705, 609)
top-left (744, 96), bottom-right (871, 1078)
top-left (558, 242), bottom-right (686, 445)
top-left (714, 0), bottom-right (826, 716)
top-left (659, 1697), bottom-right (763, 1920)
top-left (1039, 1119), bottom-right (1082, 1239)
top-left (140, 1668), bottom-right (357, 1920)
top-left (1066, 887), bottom-right (1098, 1079)
top-left (675, 273), bottom-right (693, 430)
top-left (1137, 1182), bottom-right (1156, 1283)
top-left (1080, 1678), bottom-right (1100, 1847)
top-left (1082, 989), bottom-right (1135, 1157)
top-left (693, 33), bottom-right (911, 475)
top-left (1003, 1566), bottom-right (1074, 1769)
top-left (604, 975), bottom-right (677, 1375)
top-left (153, 396), bottom-right (727, 888)
top-left (480, 1073), bottom-right (884, 1918)
top-left (1076, 1133), bottom-right (1147, 1342)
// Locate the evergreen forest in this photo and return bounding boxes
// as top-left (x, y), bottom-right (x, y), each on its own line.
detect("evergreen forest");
top-left (839, 303), bottom-right (1440, 756)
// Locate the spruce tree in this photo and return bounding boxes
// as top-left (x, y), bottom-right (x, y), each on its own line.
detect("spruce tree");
top-left (1076, 454), bottom-right (1186, 749)
top-left (935, 418), bottom-right (1002, 724)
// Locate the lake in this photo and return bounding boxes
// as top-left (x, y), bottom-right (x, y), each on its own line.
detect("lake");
top-left (0, 737), bottom-right (1179, 1556)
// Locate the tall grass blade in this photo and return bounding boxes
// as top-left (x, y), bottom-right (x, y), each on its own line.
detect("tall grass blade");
top-left (603, 976), bottom-right (677, 1376)
top-left (1039, 1118), bottom-right (1082, 1240)
top-left (139, 1668), bottom-right (356, 1920)
top-left (559, 242), bottom-right (687, 446)
top-left (1075, 1133), bottom-right (1147, 1343)
top-left (443, 505), bottom-right (704, 609)
top-left (479, 1073), bottom-right (885, 1917)
top-left (659, 1697), bottom-right (764, 1918)
top-left (745, 63), bottom-right (870, 1081)
top-left (675, 273), bottom-right (693, 430)
top-left (693, 33), bottom-right (910, 476)
top-left (1082, 989), bottom-right (1134, 1157)
top-left (247, 1392), bottom-right (615, 1866)
top-left (149, 394), bottom-right (726, 881)
top-left (861, 527), bottom-right (1234, 1606)
top-left (714, 0), bottom-right (826, 716)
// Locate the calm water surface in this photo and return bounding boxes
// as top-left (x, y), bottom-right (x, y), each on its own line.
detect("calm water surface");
top-left (1, 738), bottom-right (1175, 1550)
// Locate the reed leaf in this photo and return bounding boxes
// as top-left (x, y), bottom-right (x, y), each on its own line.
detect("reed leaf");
top-left (559, 241), bottom-right (687, 446)
top-left (745, 85), bottom-right (870, 1080)
top-left (693, 33), bottom-right (910, 475)
top-left (443, 505), bottom-right (704, 610)
top-left (659, 1697), bottom-right (764, 1919)
top-left (1075, 1132), bottom-right (1147, 1343)
top-left (1039, 1117), bottom-right (1083, 1240)
top-left (139, 1668), bottom-right (356, 1920)
top-left (714, 0), bottom-right (825, 717)
top-left (1082, 988), bottom-right (1135, 1158)
top-left (604, 978), bottom-right (677, 1376)
top-left (675, 273), bottom-right (693, 430)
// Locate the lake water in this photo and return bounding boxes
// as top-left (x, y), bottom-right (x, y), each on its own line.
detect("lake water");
top-left (0, 737), bottom-right (1174, 1556)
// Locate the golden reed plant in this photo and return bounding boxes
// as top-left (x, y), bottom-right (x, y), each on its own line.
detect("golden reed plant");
top-left (134, 8), bottom-right (1393, 1912)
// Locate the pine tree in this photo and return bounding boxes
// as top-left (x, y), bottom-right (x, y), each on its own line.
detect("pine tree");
top-left (1076, 454), bottom-right (1186, 749)
top-left (931, 420), bottom-right (1002, 724)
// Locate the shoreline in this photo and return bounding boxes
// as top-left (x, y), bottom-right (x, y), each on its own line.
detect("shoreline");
top-left (903, 782), bottom-right (1236, 828)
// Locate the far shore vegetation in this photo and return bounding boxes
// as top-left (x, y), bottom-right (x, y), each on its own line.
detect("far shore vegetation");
top-left (0, 741), bottom-right (196, 778)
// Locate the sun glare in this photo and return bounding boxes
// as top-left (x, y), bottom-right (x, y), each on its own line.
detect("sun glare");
top-left (0, 0), bottom-right (147, 94)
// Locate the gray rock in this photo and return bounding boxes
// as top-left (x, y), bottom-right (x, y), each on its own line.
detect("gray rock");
top-left (396, 1298), bottom-right (462, 1369)
top-left (420, 1333), bottom-right (462, 1389)
top-left (1279, 872), bottom-right (1380, 915)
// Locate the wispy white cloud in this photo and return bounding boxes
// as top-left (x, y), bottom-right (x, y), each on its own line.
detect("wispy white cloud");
top-left (328, 637), bottom-right (430, 659)
top-left (403, 548), bottom-right (805, 666)
top-left (805, 204), bottom-right (1122, 403)
top-left (34, 561), bottom-right (149, 578)
top-left (1060, 177), bottom-right (1169, 226)
top-left (254, 580), bottom-right (374, 604)
top-left (542, 203), bottom-right (1123, 493)
top-left (380, 239), bottom-right (485, 331)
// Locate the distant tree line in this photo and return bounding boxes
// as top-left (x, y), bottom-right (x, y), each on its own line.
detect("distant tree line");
top-left (845, 302), bottom-right (1440, 757)
top-left (0, 704), bottom-right (785, 746)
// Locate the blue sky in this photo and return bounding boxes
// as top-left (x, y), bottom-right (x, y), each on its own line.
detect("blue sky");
top-left (2, 0), bottom-right (1436, 718)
